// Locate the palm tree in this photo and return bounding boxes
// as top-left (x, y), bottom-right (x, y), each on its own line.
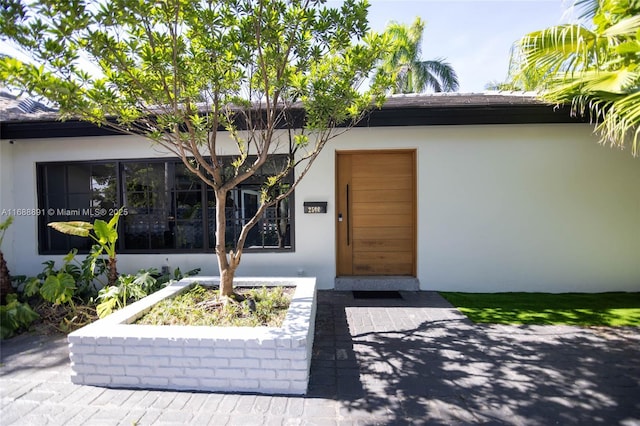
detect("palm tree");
top-left (381, 17), bottom-right (459, 94)
top-left (509, 0), bottom-right (640, 157)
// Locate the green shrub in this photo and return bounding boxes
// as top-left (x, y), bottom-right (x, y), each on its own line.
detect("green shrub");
top-left (21, 250), bottom-right (99, 305)
top-left (0, 294), bottom-right (39, 339)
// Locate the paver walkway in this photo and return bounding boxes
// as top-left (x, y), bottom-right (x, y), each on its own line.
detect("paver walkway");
top-left (1, 291), bottom-right (639, 425)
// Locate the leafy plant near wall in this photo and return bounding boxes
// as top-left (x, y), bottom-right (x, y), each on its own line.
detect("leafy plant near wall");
top-left (17, 247), bottom-right (113, 306)
top-left (10, 252), bottom-right (200, 333)
top-left (0, 293), bottom-right (39, 339)
top-left (2, 208), bottom-right (199, 336)
top-left (17, 250), bottom-right (100, 332)
top-left (0, 218), bottom-right (40, 338)
top-left (23, 251), bottom-right (82, 305)
top-left (0, 216), bottom-right (15, 304)
top-left (48, 209), bottom-right (122, 285)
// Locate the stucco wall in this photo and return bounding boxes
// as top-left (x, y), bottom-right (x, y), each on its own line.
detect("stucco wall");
top-left (2, 123), bottom-right (639, 292)
top-left (415, 125), bottom-right (639, 292)
top-left (325, 124), bottom-right (639, 292)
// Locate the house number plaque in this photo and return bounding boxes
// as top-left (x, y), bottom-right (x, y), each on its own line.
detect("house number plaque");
top-left (303, 202), bottom-right (327, 214)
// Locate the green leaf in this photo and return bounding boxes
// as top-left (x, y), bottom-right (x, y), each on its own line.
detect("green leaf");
top-left (107, 210), bottom-right (121, 229)
top-left (48, 221), bottom-right (93, 237)
top-left (92, 219), bottom-right (110, 244)
top-left (24, 277), bottom-right (41, 297)
top-left (62, 248), bottom-right (78, 264)
top-left (377, 17), bottom-right (458, 94)
top-left (615, 40), bottom-right (640, 55)
top-left (133, 270), bottom-right (156, 292)
top-left (0, 323), bottom-right (14, 340)
top-left (294, 134), bottom-right (309, 146)
top-left (97, 285), bottom-right (120, 302)
top-left (40, 273), bottom-right (76, 304)
top-left (96, 298), bottom-right (117, 318)
top-left (13, 300), bottom-right (39, 325)
top-left (0, 216), bottom-right (13, 231)
top-left (0, 296), bottom-right (39, 339)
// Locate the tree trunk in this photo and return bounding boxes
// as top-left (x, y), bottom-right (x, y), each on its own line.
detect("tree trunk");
top-left (0, 250), bottom-right (14, 305)
top-left (215, 188), bottom-right (237, 298)
top-left (217, 248), bottom-right (242, 298)
top-left (219, 264), bottom-right (235, 298)
top-left (108, 257), bottom-right (118, 286)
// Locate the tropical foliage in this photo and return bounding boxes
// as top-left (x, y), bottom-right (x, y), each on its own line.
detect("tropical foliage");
top-left (0, 0), bottom-right (395, 297)
top-left (0, 293), bottom-right (39, 339)
top-left (379, 17), bottom-right (459, 93)
top-left (509, 0), bottom-right (640, 156)
top-left (3, 253), bottom-right (200, 337)
top-left (48, 210), bottom-right (123, 286)
top-left (25, 259), bottom-right (77, 305)
top-left (0, 216), bottom-right (14, 304)
top-left (6, 252), bottom-right (95, 336)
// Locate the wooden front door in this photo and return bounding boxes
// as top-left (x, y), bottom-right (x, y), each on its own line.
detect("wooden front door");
top-left (336, 150), bottom-right (416, 276)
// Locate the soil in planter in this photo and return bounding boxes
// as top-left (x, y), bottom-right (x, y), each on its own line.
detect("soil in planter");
top-left (135, 284), bottom-right (294, 327)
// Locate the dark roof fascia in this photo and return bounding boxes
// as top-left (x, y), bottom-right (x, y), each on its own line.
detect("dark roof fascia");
top-left (0, 96), bottom-right (588, 140)
top-left (1, 119), bottom-right (124, 140)
top-left (361, 104), bottom-right (588, 127)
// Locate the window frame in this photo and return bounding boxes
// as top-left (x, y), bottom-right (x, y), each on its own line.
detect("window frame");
top-left (36, 157), bottom-right (295, 255)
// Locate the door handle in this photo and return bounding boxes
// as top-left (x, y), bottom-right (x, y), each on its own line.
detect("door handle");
top-left (346, 184), bottom-right (350, 246)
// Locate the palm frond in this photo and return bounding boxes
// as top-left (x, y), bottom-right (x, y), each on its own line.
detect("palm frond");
top-left (407, 17), bottom-right (425, 58)
top-left (598, 91), bottom-right (640, 156)
top-left (574, 0), bottom-right (600, 21)
top-left (583, 69), bottom-right (639, 93)
top-left (417, 59), bottom-right (459, 92)
top-left (506, 0), bottom-right (640, 157)
top-left (546, 69), bottom-right (639, 95)
top-left (516, 24), bottom-right (599, 77)
top-left (602, 15), bottom-right (640, 37)
top-left (378, 17), bottom-right (459, 94)
top-left (544, 89), bottom-right (640, 156)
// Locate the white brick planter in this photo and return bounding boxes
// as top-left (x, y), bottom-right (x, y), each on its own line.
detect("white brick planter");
top-left (68, 277), bottom-right (316, 395)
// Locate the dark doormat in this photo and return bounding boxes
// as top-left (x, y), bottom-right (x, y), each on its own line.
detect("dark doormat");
top-left (352, 291), bottom-right (403, 299)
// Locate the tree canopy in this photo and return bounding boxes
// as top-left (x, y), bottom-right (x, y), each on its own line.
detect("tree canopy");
top-left (0, 0), bottom-right (395, 295)
top-left (378, 17), bottom-right (459, 94)
top-left (508, 0), bottom-right (640, 157)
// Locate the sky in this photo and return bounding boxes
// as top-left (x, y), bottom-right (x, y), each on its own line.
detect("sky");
top-left (359, 0), bottom-right (579, 92)
top-left (1, 0), bottom-right (581, 94)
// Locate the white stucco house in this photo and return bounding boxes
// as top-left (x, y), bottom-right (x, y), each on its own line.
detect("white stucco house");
top-left (1, 92), bottom-right (639, 293)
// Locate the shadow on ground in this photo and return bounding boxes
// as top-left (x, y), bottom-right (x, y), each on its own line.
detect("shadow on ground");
top-left (1, 333), bottom-right (69, 375)
top-left (309, 290), bottom-right (640, 425)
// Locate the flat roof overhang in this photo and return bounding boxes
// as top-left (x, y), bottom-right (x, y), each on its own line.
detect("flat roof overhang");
top-left (0, 94), bottom-right (589, 140)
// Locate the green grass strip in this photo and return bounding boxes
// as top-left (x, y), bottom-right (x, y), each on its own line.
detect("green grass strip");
top-left (439, 292), bottom-right (640, 327)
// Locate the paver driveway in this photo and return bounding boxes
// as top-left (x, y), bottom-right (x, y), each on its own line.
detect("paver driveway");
top-left (1, 291), bottom-right (639, 425)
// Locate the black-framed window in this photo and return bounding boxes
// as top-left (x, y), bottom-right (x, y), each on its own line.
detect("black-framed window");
top-left (37, 157), bottom-right (293, 254)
